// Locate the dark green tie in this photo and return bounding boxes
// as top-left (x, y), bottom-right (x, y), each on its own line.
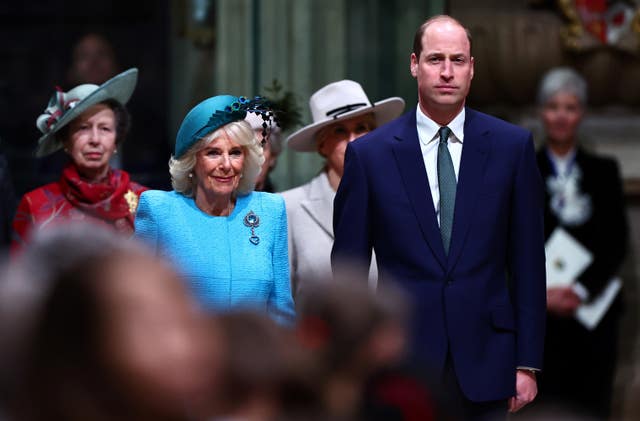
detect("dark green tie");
top-left (438, 126), bottom-right (456, 254)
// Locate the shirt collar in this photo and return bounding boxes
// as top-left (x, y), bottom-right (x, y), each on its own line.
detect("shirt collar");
top-left (416, 105), bottom-right (465, 145)
top-left (546, 146), bottom-right (577, 176)
top-left (547, 146), bottom-right (576, 163)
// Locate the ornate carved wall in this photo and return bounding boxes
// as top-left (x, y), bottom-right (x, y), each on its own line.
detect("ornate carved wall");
top-left (451, 2), bottom-right (640, 193)
top-left (459, 10), bottom-right (640, 107)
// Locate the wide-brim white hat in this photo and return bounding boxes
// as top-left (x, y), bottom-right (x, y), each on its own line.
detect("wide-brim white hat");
top-left (286, 80), bottom-right (405, 152)
top-left (35, 68), bottom-right (138, 157)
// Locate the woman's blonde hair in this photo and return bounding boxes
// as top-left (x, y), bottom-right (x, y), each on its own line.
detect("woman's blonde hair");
top-left (169, 120), bottom-right (264, 197)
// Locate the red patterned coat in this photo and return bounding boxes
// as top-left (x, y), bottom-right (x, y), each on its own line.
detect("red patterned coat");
top-left (11, 164), bottom-right (147, 252)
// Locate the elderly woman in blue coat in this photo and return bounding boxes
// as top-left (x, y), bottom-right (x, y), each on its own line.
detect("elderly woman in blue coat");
top-left (135, 95), bottom-right (295, 324)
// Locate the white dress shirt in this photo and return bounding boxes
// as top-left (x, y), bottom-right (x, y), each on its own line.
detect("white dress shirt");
top-left (416, 106), bottom-right (465, 226)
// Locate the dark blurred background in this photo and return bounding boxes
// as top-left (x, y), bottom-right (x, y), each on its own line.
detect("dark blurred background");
top-left (0, 1), bottom-right (171, 194)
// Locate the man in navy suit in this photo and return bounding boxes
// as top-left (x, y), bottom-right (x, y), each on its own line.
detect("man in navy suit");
top-left (331, 15), bottom-right (546, 418)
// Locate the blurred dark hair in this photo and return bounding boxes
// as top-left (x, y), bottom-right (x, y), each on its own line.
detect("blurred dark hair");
top-left (0, 225), bottom-right (151, 420)
top-left (295, 276), bottom-right (408, 376)
top-left (215, 310), bottom-right (318, 418)
top-left (14, 254), bottom-right (123, 420)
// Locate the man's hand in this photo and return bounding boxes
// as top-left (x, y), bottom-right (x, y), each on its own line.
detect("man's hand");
top-left (508, 370), bottom-right (537, 413)
top-left (546, 286), bottom-right (581, 317)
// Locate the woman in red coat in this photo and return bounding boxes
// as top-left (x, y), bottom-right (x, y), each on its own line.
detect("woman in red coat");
top-left (11, 69), bottom-right (147, 252)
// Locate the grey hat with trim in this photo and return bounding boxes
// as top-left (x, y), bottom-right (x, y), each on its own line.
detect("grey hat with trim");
top-left (286, 80), bottom-right (405, 152)
top-left (35, 68), bottom-right (138, 157)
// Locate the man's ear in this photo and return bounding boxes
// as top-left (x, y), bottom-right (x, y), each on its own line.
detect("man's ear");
top-left (410, 53), bottom-right (419, 78)
top-left (470, 56), bottom-right (475, 80)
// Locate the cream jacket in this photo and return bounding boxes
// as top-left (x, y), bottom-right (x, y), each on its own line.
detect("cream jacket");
top-left (280, 172), bottom-right (377, 299)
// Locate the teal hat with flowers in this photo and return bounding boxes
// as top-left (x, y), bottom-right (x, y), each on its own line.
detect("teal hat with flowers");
top-left (174, 95), bottom-right (276, 158)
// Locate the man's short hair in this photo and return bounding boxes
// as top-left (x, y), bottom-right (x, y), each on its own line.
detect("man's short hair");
top-left (412, 15), bottom-right (473, 58)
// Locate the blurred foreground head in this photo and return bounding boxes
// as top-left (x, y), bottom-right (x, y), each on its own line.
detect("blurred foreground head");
top-left (0, 224), bottom-right (221, 421)
top-left (296, 276), bottom-right (446, 421)
top-left (214, 310), bottom-right (318, 421)
top-left (294, 275), bottom-right (412, 419)
top-left (296, 274), bottom-right (409, 375)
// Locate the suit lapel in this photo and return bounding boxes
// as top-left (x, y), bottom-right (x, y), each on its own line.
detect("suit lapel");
top-left (300, 174), bottom-right (334, 238)
top-left (447, 108), bottom-right (490, 272)
top-left (392, 111), bottom-right (447, 270)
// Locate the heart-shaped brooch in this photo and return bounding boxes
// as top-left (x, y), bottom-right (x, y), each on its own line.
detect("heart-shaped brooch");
top-left (243, 211), bottom-right (260, 245)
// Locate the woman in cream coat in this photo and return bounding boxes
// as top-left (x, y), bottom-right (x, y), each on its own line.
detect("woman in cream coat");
top-left (281, 80), bottom-right (404, 298)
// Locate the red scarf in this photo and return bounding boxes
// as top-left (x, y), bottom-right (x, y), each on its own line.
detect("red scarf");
top-left (59, 163), bottom-right (134, 224)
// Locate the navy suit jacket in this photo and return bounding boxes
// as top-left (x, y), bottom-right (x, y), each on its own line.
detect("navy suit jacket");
top-left (331, 107), bottom-right (546, 402)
